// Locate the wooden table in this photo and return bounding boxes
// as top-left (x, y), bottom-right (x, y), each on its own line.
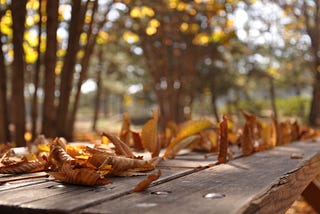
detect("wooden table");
top-left (0, 140), bottom-right (320, 214)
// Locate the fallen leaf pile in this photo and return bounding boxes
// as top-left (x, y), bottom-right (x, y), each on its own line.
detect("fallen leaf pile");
top-left (0, 109), bottom-right (319, 191)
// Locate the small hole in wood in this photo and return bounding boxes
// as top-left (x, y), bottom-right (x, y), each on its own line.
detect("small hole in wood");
top-left (150, 191), bottom-right (171, 195)
top-left (203, 192), bottom-right (225, 199)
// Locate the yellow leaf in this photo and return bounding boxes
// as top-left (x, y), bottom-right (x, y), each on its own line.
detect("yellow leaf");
top-left (164, 135), bottom-right (200, 159)
top-left (141, 109), bottom-right (159, 157)
top-left (164, 119), bottom-right (213, 158)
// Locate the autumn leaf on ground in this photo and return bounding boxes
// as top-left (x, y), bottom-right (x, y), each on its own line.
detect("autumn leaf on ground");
top-left (99, 156), bottom-right (155, 174)
top-left (49, 163), bottom-right (111, 186)
top-left (164, 119), bottom-right (213, 159)
top-left (119, 112), bottom-right (131, 145)
top-left (134, 169), bottom-right (161, 192)
top-left (131, 131), bottom-right (144, 151)
top-left (141, 109), bottom-right (159, 158)
top-left (0, 160), bottom-right (46, 174)
top-left (218, 114), bottom-right (229, 164)
top-left (86, 146), bottom-right (113, 169)
top-left (49, 138), bottom-right (75, 167)
top-left (240, 110), bottom-right (256, 156)
top-left (163, 135), bottom-right (200, 159)
top-left (102, 132), bottom-right (135, 158)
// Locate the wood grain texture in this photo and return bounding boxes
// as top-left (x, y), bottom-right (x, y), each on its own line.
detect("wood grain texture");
top-left (301, 174), bottom-right (320, 213)
top-left (0, 153), bottom-right (217, 213)
top-left (82, 141), bottom-right (320, 214)
top-left (0, 141), bottom-right (319, 213)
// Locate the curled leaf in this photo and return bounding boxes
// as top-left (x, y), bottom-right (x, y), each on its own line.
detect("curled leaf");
top-left (217, 115), bottom-right (229, 164)
top-left (49, 138), bottom-right (75, 166)
top-left (49, 163), bottom-right (111, 186)
top-left (99, 156), bottom-right (154, 174)
top-left (119, 112), bottom-right (131, 145)
top-left (102, 132), bottom-right (135, 158)
top-left (0, 160), bottom-right (46, 174)
top-left (164, 135), bottom-right (200, 159)
top-left (164, 119), bottom-right (213, 158)
top-left (134, 169), bottom-right (161, 192)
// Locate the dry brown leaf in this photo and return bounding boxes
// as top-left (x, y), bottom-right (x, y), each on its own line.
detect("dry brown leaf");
top-left (164, 119), bottom-right (213, 158)
top-left (49, 138), bottom-right (75, 166)
top-left (0, 160), bottom-right (46, 174)
top-left (134, 169), bottom-right (161, 192)
top-left (119, 112), bottom-right (131, 145)
top-left (218, 115), bottom-right (229, 164)
top-left (131, 131), bottom-right (144, 151)
top-left (102, 132), bottom-right (135, 158)
top-left (99, 156), bottom-right (154, 173)
top-left (141, 109), bottom-right (159, 158)
top-left (49, 163), bottom-right (111, 186)
top-left (86, 146), bottom-right (112, 168)
top-left (240, 111), bottom-right (256, 156)
top-left (290, 121), bottom-right (300, 142)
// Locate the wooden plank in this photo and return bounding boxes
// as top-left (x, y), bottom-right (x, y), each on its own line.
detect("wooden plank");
top-left (0, 154), bottom-right (218, 213)
top-left (81, 141), bottom-right (320, 214)
top-left (301, 174), bottom-right (320, 212)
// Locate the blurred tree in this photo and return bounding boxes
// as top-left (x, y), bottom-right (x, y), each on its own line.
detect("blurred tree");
top-left (42, 0), bottom-right (59, 138)
top-left (0, 29), bottom-right (10, 143)
top-left (11, 0), bottom-right (27, 146)
top-left (279, 0), bottom-right (320, 127)
top-left (119, 0), bottom-right (237, 128)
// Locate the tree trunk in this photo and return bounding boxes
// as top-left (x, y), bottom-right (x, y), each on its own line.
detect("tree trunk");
top-left (268, 77), bottom-right (278, 121)
top-left (42, 0), bottom-right (58, 138)
top-left (309, 71), bottom-right (320, 127)
top-left (67, 0), bottom-right (98, 139)
top-left (11, 0), bottom-right (27, 146)
top-left (0, 31), bottom-right (10, 142)
top-left (31, 0), bottom-right (43, 140)
top-left (56, 0), bottom-right (86, 140)
top-left (210, 86), bottom-right (220, 123)
top-left (92, 55), bottom-right (103, 131)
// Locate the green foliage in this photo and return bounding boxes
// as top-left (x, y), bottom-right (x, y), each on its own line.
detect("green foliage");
top-left (225, 96), bottom-right (310, 122)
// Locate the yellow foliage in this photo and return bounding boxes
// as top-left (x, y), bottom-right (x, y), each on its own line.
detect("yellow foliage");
top-left (141, 6), bottom-right (155, 17)
top-left (177, 2), bottom-right (187, 11)
top-left (317, 65), bottom-right (320, 73)
top-left (149, 19), bottom-right (160, 28)
top-left (77, 49), bottom-right (85, 59)
top-left (193, 32), bottom-right (210, 45)
top-left (122, 31), bottom-right (139, 44)
top-left (24, 31), bottom-right (38, 47)
top-left (190, 23), bottom-right (199, 33)
top-left (80, 33), bottom-right (88, 44)
top-left (180, 22), bottom-right (189, 32)
top-left (57, 49), bottom-right (66, 57)
top-left (97, 32), bottom-right (109, 45)
top-left (146, 26), bottom-right (157, 35)
top-left (23, 42), bottom-right (38, 64)
top-left (26, 0), bottom-right (39, 10)
top-left (187, 8), bottom-right (197, 16)
top-left (55, 61), bottom-right (63, 75)
top-left (167, 0), bottom-right (179, 9)
top-left (24, 132), bottom-right (32, 142)
top-left (25, 51), bottom-right (38, 64)
top-left (0, 10), bottom-right (12, 36)
top-left (267, 67), bottom-right (280, 79)
top-left (211, 30), bottom-right (225, 42)
top-left (130, 6), bottom-right (154, 18)
top-left (26, 16), bottom-right (35, 27)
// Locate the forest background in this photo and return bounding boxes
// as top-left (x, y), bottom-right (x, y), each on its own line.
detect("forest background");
top-left (0, 0), bottom-right (320, 147)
